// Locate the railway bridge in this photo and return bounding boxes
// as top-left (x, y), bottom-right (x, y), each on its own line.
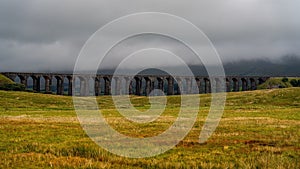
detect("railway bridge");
top-left (1, 72), bottom-right (269, 96)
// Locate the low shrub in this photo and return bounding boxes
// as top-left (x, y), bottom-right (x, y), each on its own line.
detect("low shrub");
top-left (0, 83), bottom-right (26, 91)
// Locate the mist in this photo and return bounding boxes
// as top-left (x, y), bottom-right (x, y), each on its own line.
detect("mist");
top-left (0, 0), bottom-right (300, 73)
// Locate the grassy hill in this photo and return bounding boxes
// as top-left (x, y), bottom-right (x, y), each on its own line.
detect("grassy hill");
top-left (258, 77), bottom-right (300, 89)
top-left (0, 74), bottom-right (25, 91)
top-left (0, 88), bottom-right (299, 168)
top-left (0, 74), bottom-right (14, 86)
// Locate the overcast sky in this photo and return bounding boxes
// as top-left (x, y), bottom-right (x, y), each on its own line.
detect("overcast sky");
top-left (0, 0), bottom-right (300, 72)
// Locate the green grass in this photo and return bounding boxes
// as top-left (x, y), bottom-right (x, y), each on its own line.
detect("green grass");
top-left (0, 88), bottom-right (299, 168)
top-left (0, 74), bottom-right (14, 86)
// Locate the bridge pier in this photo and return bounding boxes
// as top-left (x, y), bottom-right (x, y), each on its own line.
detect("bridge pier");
top-left (167, 77), bottom-right (174, 95)
top-left (67, 76), bottom-right (73, 96)
top-left (135, 77), bottom-right (142, 96)
top-left (204, 78), bottom-right (211, 93)
top-left (232, 78), bottom-right (239, 92)
top-left (55, 76), bottom-right (64, 95)
top-left (176, 78), bottom-right (182, 95)
top-left (241, 78), bottom-right (248, 91)
top-left (145, 77), bottom-right (152, 96)
top-left (185, 78), bottom-right (192, 94)
top-left (104, 77), bottom-right (111, 95)
top-left (44, 76), bottom-right (51, 93)
top-left (250, 78), bottom-right (256, 90)
top-left (94, 76), bottom-right (100, 96)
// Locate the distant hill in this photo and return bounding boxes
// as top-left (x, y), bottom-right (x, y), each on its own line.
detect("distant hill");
top-left (96, 55), bottom-right (300, 76)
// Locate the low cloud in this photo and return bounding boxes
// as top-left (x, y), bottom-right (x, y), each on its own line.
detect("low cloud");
top-left (0, 0), bottom-right (299, 72)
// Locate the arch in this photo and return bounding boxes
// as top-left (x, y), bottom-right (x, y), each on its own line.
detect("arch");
top-left (73, 76), bottom-right (81, 96)
top-left (14, 76), bottom-right (21, 84)
top-left (26, 76), bottom-right (34, 91)
top-left (51, 77), bottom-right (57, 94)
top-left (39, 76), bottom-right (46, 92)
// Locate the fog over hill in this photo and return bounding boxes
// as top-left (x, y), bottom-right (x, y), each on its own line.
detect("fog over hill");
top-left (1, 1), bottom-right (299, 76)
top-left (95, 55), bottom-right (300, 76)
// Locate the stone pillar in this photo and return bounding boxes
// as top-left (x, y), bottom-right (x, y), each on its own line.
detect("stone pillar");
top-left (186, 78), bottom-right (192, 94)
top-left (104, 77), bottom-right (111, 95)
top-left (195, 78), bottom-right (201, 94)
top-left (135, 77), bottom-right (142, 96)
top-left (145, 77), bottom-right (151, 96)
top-left (114, 77), bottom-right (121, 95)
top-left (176, 78), bottom-right (182, 95)
top-left (167, 77), bottom-right (174, 95)
top-left (20, 76), bottom-right (27, 88)
top-left (250, 79), bottom-right (256, 90)
top-left (57, 77), bottom-right (64, 95)
top-left (68, 76), bottom-right (73, 96)
top-left (241, 79), bottom-right (248, 91)
top-left (94, 77), bottom-right (100, 96)
top-left (124, 77), bottom-right (131, 95)
top-left (233, 79), bottom-right (239, 92)
top-left (44, 76), bottom-right (51, 93)
top-left (158, 78), bottom-right (164, 92)
top-left (226, 79), bottom-right (231, 92)
top-left (204, 78), bottom-right (210, 93)
top-left (32, 76), bottom-right (38, 91)
top-left (129, 80), bottom-right (133, 95)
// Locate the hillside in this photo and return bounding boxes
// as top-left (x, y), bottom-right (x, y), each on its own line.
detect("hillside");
top-left (0, 74), bottom-right (14, 86)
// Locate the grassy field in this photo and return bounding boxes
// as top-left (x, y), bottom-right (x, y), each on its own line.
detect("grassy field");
top-left (0, 88), bottom-right (299, 168)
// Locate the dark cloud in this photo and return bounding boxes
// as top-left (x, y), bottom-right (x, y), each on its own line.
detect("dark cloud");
top-left (0, 0), bottom-right (299, 72)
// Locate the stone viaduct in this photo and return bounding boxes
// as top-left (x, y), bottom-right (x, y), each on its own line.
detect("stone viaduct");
top-left (1, 72), bottom-right (269, 96)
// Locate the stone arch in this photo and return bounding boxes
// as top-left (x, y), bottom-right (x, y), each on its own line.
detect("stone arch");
top-left (26, 76), bottom-right (34, 91)
top-left (14, 76), bottom-right (21, 84)
top-left (73, 76), bottom-right (81, 96)
top-left (87, 77), bottom-right (95, 96)
top-left (39, 76), bottom-right (46, 92)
